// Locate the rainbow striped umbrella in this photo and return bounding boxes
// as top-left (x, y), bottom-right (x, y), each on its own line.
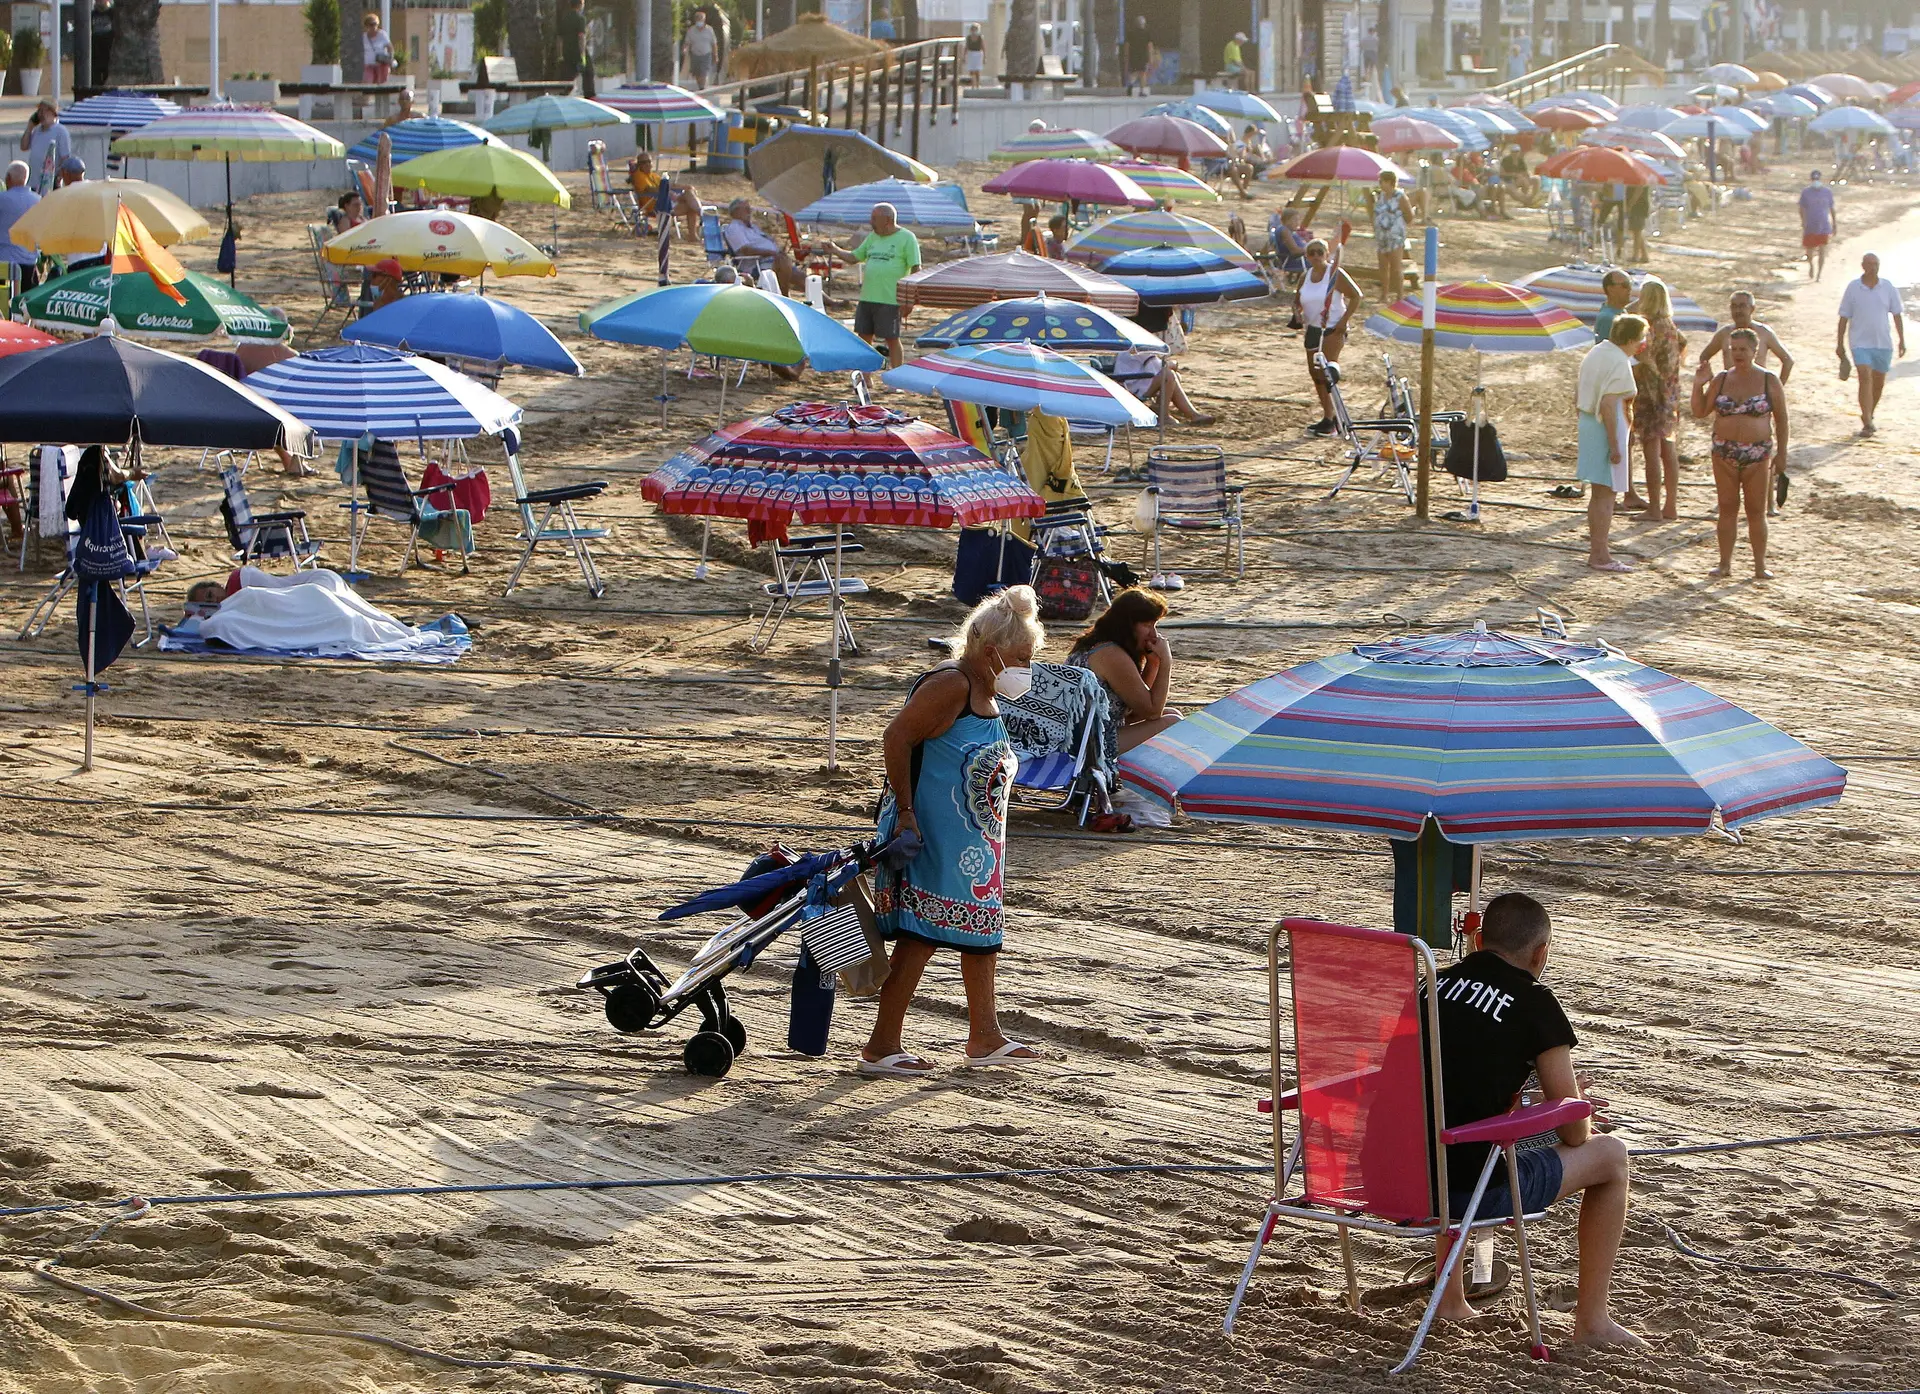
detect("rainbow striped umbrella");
top-left (1516, 263), bottom-right (1718, 334)
top-left (1064, 209), bottom-right (1259, 272)
top-left (990, 127), bottom-right (1125, 163)
top-left (596, 82), bottom-right (725, 122)
top-left (1109, 160), bottom-right (1220, 203)
top-left (1099, 244), bottom-right (1268, 306)
top-left (1362, 278), bottom-right (1589, 353)
top-left (881, 342), bottom-right (1157, 427)
top-left (1118, 625), bottom-right (1846, 842)
top-left (982, 158), bottom-right (1155, 208)
top-left (112, 104), bottom-right (344, 160)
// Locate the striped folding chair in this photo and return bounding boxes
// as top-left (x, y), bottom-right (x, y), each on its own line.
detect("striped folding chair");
top-left (218, 461), bottom-right (321, 571)
top-left (357, 441), bottom-right (471, 576)
top-left (1142, 446), bottom-right (1244, 580)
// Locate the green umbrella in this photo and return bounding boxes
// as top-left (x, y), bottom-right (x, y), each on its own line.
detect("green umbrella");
top-left (21, 266), bottom-right (290, 342)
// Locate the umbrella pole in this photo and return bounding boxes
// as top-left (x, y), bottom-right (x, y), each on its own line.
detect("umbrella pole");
top-left (1468, 350), bottom-right (1484, 523)
top-left (695, 519), bottom-right (710, 580)
top-left (225, 155), bottom-right (236, 289)
top-left (1157, 364), bottom-right (1168, 445)
top-left (346, 444), bottom-right (367, 583)
top-left (718, 358), bottom-right (727, 428)
top-left (1414, 225), bottom-right (1438, 520)
top-left (659, 350), bottom-right (671, 427)
top-left (80, 578), bottom-right (98, 773)
top-left (827, 523), bottom-right (844, 772)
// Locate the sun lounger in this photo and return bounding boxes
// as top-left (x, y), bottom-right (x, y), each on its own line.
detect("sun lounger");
top-left (1223, 917), bottom-right (1593, 1372)
top-left (503, 450), bottom-right (608, 598)
top-left (1142, 446), bottom-right (1244, 580)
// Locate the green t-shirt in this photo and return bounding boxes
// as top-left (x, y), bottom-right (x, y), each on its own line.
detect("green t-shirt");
top-left (1594, 303), bottom-right (1619, 343)
top-left (852, 227), bottom-right (921, 306)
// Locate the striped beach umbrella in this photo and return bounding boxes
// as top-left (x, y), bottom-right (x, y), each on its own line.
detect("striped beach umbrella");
top-left (1445, 106), bottom-right (1521, 137)
top-left (1362, 277), bottom-right (1588, 354)
top-left (1783, 83), bottom-right (1837, 108)
top-left (990, 127), bottom-right (1125, 163)
top-left (1515, 264), bottom-right (1718, 333)
top-left (794, 177), bottom-right (979, 231)
top-left (1190, 88), bottom-right (1284, 124)
top-left (1064, 209), bottom-right (1259, 272)
top-left (245, 344), bottom-right (522, 441)
top-left (982, 158), bottom-right (1155, 208)
top-left (913, 295), bottom-right (1167, 352)
top-left (61, 91), bottom-right (181, 130)
top-left (882, 342), bottom-right (1156, 428)
top-left (582, 282), bottom-right (881, 372)
top-left (1373, 115), bottom-right (1464, 155)
top-left (1144, 100), bottom-right (1236, 142)
top-left (347, 116), bottom-right (498, 165)
top-left (1581, 125), bottom-right (1689, 160)
top-left (20, 265), bottom-right (288, 342)
top-left (1277, 146), bottom-right (1408, 184)
top-left (896, 250), bottom-right (1138, 314)
top-left (112, 104), bottom-right (345, 160)
top-left (1118, 624), bottom-right (1846, 842)
top-left (1457, 95), bottom-right (1537, 131)
top-left (1108, 159), bottom-right (1220, 203)
top-left (595, 82), bottom-right (725, 122)
top-left (1662, 112), bottom-right (1754, 142)
top-left (1609, 103), bottom-right (1689, 130)
top-left (1394, 107), bottom-right (1490, 151)
top-left (1098, 244), bottom-right (1268, 306)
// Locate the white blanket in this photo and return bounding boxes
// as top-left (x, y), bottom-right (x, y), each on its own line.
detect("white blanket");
top-left (161, 567), bottom-right (468, 663)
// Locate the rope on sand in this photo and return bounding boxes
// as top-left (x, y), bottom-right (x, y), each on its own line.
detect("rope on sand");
top-left (1655, 1218), bottom-right (1903, 1301)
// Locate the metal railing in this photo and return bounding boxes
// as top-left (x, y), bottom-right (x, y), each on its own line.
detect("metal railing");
top-left (701, 38), bottom-right (964, 160)
top-left (1484, 42), bottom-right (1640, 106)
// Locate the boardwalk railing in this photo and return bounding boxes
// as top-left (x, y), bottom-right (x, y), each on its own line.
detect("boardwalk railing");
top-left (1484, 42), bottom-right (1641, 106)
top-left (702, 38), bottom-right (964, 160)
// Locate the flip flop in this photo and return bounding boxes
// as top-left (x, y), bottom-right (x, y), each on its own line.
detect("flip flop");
top-left (963, 1041), bottom-right (1040, 1067)
top-left (1548, 484), bottom-right (1584, 499)
top-left (1587, 559), bottom-right (1632, 573)
top-left (857, 1052), bottom-right (935, 1078)
top-left (1775, 472), bottom-right (1790, 508)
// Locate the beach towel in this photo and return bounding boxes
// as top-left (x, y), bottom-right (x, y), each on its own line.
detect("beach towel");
top-left (1001, 661), bottom-right (1116, 812)
top-left (159, 567), bottom-right (470, 663)
top-left (420, 459), bottom-right (492, 527)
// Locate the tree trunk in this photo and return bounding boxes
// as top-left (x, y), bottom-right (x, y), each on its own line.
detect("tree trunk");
top-left (1651, 0), bottom-right (1669, 65)
top-left (1179, 0), bottom-right (1199, 84)
top-left (1005, 0), bottom-right (1038, 77)
top-left (1479, 0), bottom-right (1499, 71)
top-left (507, 0), bottom-right (551, 79)
top-left (339, 0), bottom-right (364, 81)
top-left (1090, 0), bottom-right (1117, 84)
top-left (765, 0), bottom-right (796, 38)
top-left (1426, 0), bottom-right (1445, 77)
top-left (110, 0), bottom-right (162, 81)
top-left (651, 0), bottom-right (674, 81)
top-left (1565, 0), bottom-right (1582, 57)
top-left (1530, 0), bottom-right (1547, 62)
top-left (897, 0), bottom-right (920, 42)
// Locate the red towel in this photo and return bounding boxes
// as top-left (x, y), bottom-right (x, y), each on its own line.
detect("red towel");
top-left (420, 461), bottom-right (492, 526)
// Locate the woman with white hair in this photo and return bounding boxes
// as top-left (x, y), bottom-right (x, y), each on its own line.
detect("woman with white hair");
top-left (861, 586), bottom-right (1045, 1076)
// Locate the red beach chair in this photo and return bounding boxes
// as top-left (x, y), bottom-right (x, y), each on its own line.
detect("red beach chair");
top-left (1223, 917), bottom-right (1591, 1373)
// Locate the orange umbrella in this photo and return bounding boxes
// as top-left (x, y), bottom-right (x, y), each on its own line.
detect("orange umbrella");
top-left (110, 204), bottom-right (190, 304)
top-left (1536, 146), bottom-right (1666, 184)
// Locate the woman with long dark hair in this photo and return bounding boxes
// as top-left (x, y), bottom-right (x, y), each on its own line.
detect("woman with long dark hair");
top-left (1067, 587), bottom-right (1180, 754)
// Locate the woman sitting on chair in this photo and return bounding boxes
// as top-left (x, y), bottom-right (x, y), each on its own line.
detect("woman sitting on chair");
top-left (1067, 586), bottom-right (1181, 753)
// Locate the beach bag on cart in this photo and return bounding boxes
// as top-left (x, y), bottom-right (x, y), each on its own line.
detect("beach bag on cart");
top-left (1034, 555), bottom-right (1099, 621)
top-left (1443, 419), bottom-right (1508, 483)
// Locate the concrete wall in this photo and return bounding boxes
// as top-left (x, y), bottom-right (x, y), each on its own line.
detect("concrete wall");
top-left (918, 91), bottom-right (1163, 164)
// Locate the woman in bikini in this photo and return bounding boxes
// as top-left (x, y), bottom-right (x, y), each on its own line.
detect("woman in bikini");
top-left (1691, 327), bottom-right (1788, 580)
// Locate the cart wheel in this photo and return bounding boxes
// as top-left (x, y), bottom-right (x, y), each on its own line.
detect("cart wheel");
top-left (683, 1031), bottom-right (735, 1078)
top-left (720, 1016), bottom-right (748, 1055)
top-left (604, 983), bottom-right (658, 1034)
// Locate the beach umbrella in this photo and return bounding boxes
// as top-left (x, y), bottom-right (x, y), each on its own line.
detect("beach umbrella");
top-left (983, 158), bottom-right (1155, 208)
top-left (895, 250), bottom-right (1138, 314)
top-left (794, 177), bottom-right (978, 231)
top-left (1689, 82), bottom-right (1740, 102)
top-left (1098, 243), bottom-right (1268, 306)
top-left (1530, 104), bottom-right (1611, 131)
top-left (1809, 72), bottom-right (1876, 101)
top-left (913, 295), bottom-right (1167, 352)
top-left (1063, 209), bottom-right (1259, 272)
top-left (1662, 112), bottom-right (1753, 142)
top-left (1537, 146), bottom-right (1667, 183)
top-left (1610, 103), bottom-right (1688, 130)
top-left (344, 292), bottom-right (583, 375)
top-left (1751, 70), bottom-right (1790, 91)
top-left (748, 126), bottom-right (938, 214)
top-left (1753, 93), bottom-right (1821, 119)
top-left (1783, 83), bottom-right (1837, 107)
top-left (1117, 623), bottom-right (1845, 855)
top-left (1445, 106), bottom-right (1521, 136)
top-left (1810, 106), bottom-right (1898, 137)
top-left (1887, 79), bottom-right (1920, 105)
top-left (1583, 126), bottom-right (1688, 160)
top-left (1104, 114), bottom-right (1229, 166)
top-left (1885, 104), bottom-right (1920, 131)
top-left (881, 342), bottom-right (1156, 427)
top-left (726, 12), bottom-right (887, 77)
top-left (1107, 160), bottom-right (1220, 203)
top-left (1516, 263), bottom-right (1718, 333)
top-left (60, 91), bottom-right (181, 131)
top-left (645, 399), bottom-right (1043, 766)
top-left (390, 142), bottom-right (573, 208)
top-left (1709, 104), bottom-right (1771, 132)
top-left (595, 81), bottom-right (725, 122)
top-left (1190, 89), bottom-right (1283, 124)
top-left (1702, 62), bottom-right (1759, 86)
top-left (19, 266), bottom-right (289, 342)
top-left (1459, 93), bottom-right (1537, 123)
top-left (325, 210), bottom-right (556, 279)
top-left (989, 127), bottom-right (1125, 163)
top-left (347, 115), bottom-right (499, 164)
top-left (246, 343), bottom-right (522, 441)
top-left (0, 322), bottom-right (59, 358)
top-left (1144, 100), bottom-right (1237, 142)
top-left (1546, 89), bottom-right (1620, 111)
top-left (1373, 116), bottom-right (1464, 154)
top-left (6, 178), bottom-right (209, 254)
top-left (1277, 146), bottom-right (1408, 184)
top-left (482, 94), bottom-right (630, 138)
top-left (1395, 107), bottom-right (1490, 151)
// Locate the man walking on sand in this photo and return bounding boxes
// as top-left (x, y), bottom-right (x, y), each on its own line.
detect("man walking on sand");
top-left (1798, 170), bottom-right (1836, 282)
top-left (1431, 893), bottom-right (1642, 1348)
top-left (1836, 252), bottom-right (1905, 436)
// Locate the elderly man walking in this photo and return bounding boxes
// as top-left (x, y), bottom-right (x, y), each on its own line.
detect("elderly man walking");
top-left (0, 161), bottom-right (40, 298)
top-left (832, 203), bottom-right (921, 369)
top-left (1836, 252), bottom-right (1905, 436)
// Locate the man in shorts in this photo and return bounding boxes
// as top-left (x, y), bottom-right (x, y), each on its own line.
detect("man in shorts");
top-left (1837, 251), bottom-right (1905, 436)
top-left (1432, 893), bottom-right (1641, 1347)
top-left (1798, 169), bottom-right (1836, 282)
top-left (832, 203), bottom-right (920, 368)
top-left (1697, 290), bottom-right (1795, 383)
top-left (681, 10), bottom-right (717, 89)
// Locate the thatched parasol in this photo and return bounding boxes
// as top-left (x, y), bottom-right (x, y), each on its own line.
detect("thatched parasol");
top-left (728, 14), bottom-right (888, 79)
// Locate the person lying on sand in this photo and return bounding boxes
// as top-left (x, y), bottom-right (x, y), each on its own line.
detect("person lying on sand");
top-left (1432, 892), bottom-right (1642, 1347)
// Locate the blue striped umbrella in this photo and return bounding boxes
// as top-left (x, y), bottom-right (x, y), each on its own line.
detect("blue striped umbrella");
top-left (347, 116), bottom-right (498, 165)
top-left (1751, 93), bottom-right (1820, 119)
top-left (1099, 244), bottom-right (1268, 306)
top-left (245, 344), bottom-right (523, 441)
top-left (1447, 105), bottom-right (1521, 136)
top-left (1144, 100), bottom-right (1236, 142)
top-left (1118, 625), bottom-right (1845, 842)
top-left (1663, 112), bottom-right (1753, 142)
top-left (914, 295), bottom-right (1167, 352)
top-left (1188, 89), bottom-right (1284, 125)
top-left (794, 177), bottom-right (979, 231)
top-left (882, 342), bottom-right (1156, 427)
top-left (61, 91), bottom-right (182, 130)
top-left (1608, 103), bottom-right (1688, 130)
top-left (1395, 108), bottom-right (1491, 151)
top-left (343, 292), bottom-right (582, 375)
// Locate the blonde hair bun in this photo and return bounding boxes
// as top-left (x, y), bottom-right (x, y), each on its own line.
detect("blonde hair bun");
top-left (953, 585), bottom-right (1046, 662)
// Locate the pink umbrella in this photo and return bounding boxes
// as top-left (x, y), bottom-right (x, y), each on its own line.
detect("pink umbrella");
top-left (1277, 146), bottom-right (1409, 183)
top-left (1372, 116), bottom-right (1464, 155)
top-left (981, 158), bottom-right (1157, 209)
top-left (1532, 104), bottom-right (1611, 131)
top-left (1104, 114), bottom-right (1229, 168)
top-left (1582, 125), bottom-right (1688, 160)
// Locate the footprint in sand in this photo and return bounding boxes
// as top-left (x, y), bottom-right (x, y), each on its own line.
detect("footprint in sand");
top-left (234, 1082), bottom-right (325, 1100)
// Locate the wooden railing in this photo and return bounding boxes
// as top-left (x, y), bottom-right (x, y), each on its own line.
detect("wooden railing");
top-left (1484, 42), bottom-right (1637, 106)
top-left (702, 38), bottom-right (964, 160)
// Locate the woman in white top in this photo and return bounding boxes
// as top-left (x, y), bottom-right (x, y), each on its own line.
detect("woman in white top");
top-left (1574, 313), bottom-right (1645, 573)
top-left (362, 12), bottom-right (394, 83)
top-left (1298, 238), bottom-right (1363, 436)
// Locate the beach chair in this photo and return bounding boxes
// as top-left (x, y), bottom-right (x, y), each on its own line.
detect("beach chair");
top-left (15, 445), bottom-right (76, 571)
top-left (1003, 660), bottom-right (1111, 825)
top-left (308, 224), bottom-right (361, 338)
top-left (750, 534), bottom-right (868, 653)
top-left (1141, 446), bottom-right (1244, 580)
top-left (700, 208), bottom-right (733, 271)
top-left (1223, 918), bottom-right (1591, 1373)
top-left (503, 450), bottom-right (608, 598)
top-left (1029, 498), bottom-right (1113, 607)
top-left (20, 463), bottom-right (167, 644)
top-left (218, 462), bottom-right (322, 571)
top-left (358, 440), bottom-right (472, 575)
top-left (585, 141), bottom-right (639, 230)
top-left (1321, 359), bottom-right (1446, 508)
top-left (931, 183), bottom-right (1001, 256)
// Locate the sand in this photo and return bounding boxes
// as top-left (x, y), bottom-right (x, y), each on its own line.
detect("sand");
top-left (1, 146), bottom-right (1918, 1394)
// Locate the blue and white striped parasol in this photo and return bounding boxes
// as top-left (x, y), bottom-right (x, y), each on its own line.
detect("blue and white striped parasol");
top-left (347, 116), bottom-right (498, 165)
top-left (245, 344), bottom-right (522, 441)
top-left (1608, 103), bottom-right (1688, 131)
top-left (1098, 244), bottom-right (1269, 307)
top-left (61, 91), bottom-right (182, 130)
top-left (1188, 89), bottom-right (1284, 124)
top-left (794, 177), bottom-right (979, 231)
top-left (882, 342), bottom-right (1156, 427)
top-left (1395, 107), bottom-right (1491, 151)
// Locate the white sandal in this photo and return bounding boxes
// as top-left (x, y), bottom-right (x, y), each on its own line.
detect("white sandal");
top-left (857, 1052), bottom-right (934, 1078)
top-left (963, 1040), bottom-right (1041, 1067)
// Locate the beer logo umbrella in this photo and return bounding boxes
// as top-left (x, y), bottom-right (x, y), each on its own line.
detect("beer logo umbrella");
top-left (325, 210), bottom-right (556, 279)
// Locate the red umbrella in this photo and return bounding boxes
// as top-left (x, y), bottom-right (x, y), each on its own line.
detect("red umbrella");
top-left (981, 158), bottom-right (1156, 209)
top-left (1531, 104), bottom-right (1612, 131)
top-left (896, 249), bottom-right (1139, 313)
top-left (1537, 145), bottom-right (1666, 184)
top-left (1887, 79), bottom-right (1920, 105)
top-left (1372, 116), bottom-right (1464, 155)
top-left (0, 322), bottom-right (58, 358)
top-left (1277, 145), bottom-right (1409, 183)
top-left (1104, 114), bottom-right (1228, 169)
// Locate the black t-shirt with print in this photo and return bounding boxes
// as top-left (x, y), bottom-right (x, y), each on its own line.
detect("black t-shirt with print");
top-left (1434, 950), bottom-right (1577, 1184)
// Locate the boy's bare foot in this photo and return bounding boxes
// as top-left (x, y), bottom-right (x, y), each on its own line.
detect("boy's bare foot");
top-left (1434, 1295), bottom-right (1479, 1322)
top-left (1631, 510), bottom-right (1661, 523)
top-left (1753, 567), bottom-right (1774, 580)
top-left (1710, 564), bottom-right (1731, 578)
top-left (1661, 508), bottom-right (1677, 520)
top-left (1570, 1316), bottom-right (1647, 1348)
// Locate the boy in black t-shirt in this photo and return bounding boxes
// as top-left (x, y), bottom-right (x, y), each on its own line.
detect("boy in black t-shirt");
top-left (1433, 892), bottom-right (1642, 1348)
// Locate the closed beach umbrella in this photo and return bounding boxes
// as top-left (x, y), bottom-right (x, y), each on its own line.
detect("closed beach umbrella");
top-left (1277, 146), bottom-right (1408, 184)
top-left (795, 177), bottom-right (978, 231)
top-left (347, 116), bottom-right (498, 164)
top-left (1107, 160), bottom-right (1220, 203)
top-left (1517, 263), bottom-right (1718, 333)
top-left (582, 282), bottom-right (882, 372)
top-left (325, 210), bottom-right (556, 279)
top-left (245, 344), bottom-right (522, 441)
top-left (1190, 88), bottom-right (1284, 124)
top-left (344, 292), bottom-right (583, 375)
top-left (882, 342), bottom-right (1156, 427)
top-left (990, 127), bottom-right (1125, 163)
top-left (1362, 277), bottom-right (1588, 354)
top-left (1809, 106), bottom-right (1898, 137)
top-left (1098, 243), bottom-right (1268, 306)
top-left (748, 126), bottom-right (938, 214)
top-left (1064, 209), bottom-right (1259, 272)
top-left (596, 82), bottom-right (726, 122)
top-left (7, 178), bottom-right (209, 254)
top-left (1118, 625), bottom-right (1846, 841)
top-left (20, 266), bottom-right (289, 342)
top-left (913, 295), bottom-right (1167, 352)
top-left (60, 91), bottom-right (181, 131)
top-left (1373, 116), bottom-right (1464, 154)
top-left (896, 250), bottom-right (1139, 313)
top-left (1582, 126), bottom-right (1688, 160)
top-left (982, 158), bottom-right (1156, 208)
top-left (1537, 146), bottom-right (1668, 182)
top-left (1104, 114), bottom-right (1229, 164)
top-left (390, 143), bottom-right (573, 208)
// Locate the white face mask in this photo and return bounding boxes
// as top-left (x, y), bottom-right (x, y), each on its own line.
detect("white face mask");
top-left (994, 666), bottom-right (1033, 701)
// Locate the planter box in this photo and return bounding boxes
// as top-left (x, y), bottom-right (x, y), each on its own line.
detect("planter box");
top-left (18, 67), bottom-right (43, 97)
top-left (226, 78), bottom-right (280, 104)
top-left (301, 63), bottom-right (343, 84)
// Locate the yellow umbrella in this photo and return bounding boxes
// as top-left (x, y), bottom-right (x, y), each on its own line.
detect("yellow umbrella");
top-left (1750, 70), bottom-right (1789, 91)
top-left (324, 209), bottom-right (556, 278)
top-left (390, 143), bottom-right (572, 208)
top-left (8, 178), bottom-right (211, 255)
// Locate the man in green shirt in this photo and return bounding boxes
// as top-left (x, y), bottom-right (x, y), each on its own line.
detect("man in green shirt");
top-left (832, 203), bottom-right (921, 367)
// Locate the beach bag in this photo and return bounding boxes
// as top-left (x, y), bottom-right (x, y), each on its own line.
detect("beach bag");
top-left (786, 943), bottom-right (835, 1056)
top-left (952, 526), bottom-right (1034, 604)
top-left (1443, 419), bottom-right (1508, 483)
top-left (1034, 555), bottom-right (1098, 621)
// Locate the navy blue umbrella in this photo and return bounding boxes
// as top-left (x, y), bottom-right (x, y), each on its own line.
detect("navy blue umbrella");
top-left (346, 116), bottom-right (497, 165)
top-left (344, 292), bottom-right (584, 375)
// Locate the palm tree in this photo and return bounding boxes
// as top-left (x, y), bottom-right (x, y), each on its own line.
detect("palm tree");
top-left (1005, 0), bottom-right (1038, 76)
top-left (507, 0), bottom-right (552, 78)
top-left (1652, 0), bottom-right (1671, 66)
top-left (110, 0), bottom-right (162, 80)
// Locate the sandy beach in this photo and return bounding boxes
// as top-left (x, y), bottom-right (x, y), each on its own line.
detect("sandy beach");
top-left (2, 142), bottom-right (1918, 1394)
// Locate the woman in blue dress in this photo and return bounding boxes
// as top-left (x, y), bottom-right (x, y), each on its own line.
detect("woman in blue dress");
top-left (863, 586), bottom-right (1045, 1077)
